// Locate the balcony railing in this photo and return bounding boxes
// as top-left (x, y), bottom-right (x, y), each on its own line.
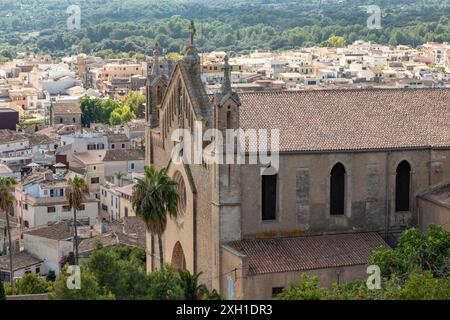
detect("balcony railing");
top-left (25, 196), bottom-right (98, 206)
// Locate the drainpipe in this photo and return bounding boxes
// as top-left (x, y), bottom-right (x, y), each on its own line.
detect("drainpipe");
top-left (336, 268), bottom-right (342, 285)
top-left (384, 151), bottom-right (391, 241)
top-left (428, 147), bottom-right (432, 187)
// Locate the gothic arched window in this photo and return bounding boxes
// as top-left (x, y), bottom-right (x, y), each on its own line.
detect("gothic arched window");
top-left (156, 86), bottom-right (162, 105)
top-left (262, 173), bottom-right (277, 221)
top-left (395, 160), bottom-right (411, 212)
top-left (171, 241), bottom-right (186, 271)
top-left (226, 111), bottom-right (232, 129)
top-left (330, 163), bottom-right (346, 215)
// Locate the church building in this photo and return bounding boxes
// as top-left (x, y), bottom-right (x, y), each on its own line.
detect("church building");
top-left (145, 22), bottom-right (450, 299)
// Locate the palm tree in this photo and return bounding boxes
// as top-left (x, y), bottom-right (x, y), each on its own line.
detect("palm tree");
top-left (178, 270), bottom-right (207, 300)
top-left (66, 176), bottom-right (89, 265)
top-left (115, 171), bottom-right (125, 187)
top-left (0, 177), bottom-right (17, 294)
top-left (132, 166), bottom-right (179, 269)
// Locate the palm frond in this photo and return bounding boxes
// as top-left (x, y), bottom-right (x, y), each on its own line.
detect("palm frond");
top-left (66, 176), bottom-right (89, 211)
top-left (0, 177), bottom-right (16, 214)
top-left (131, 165), bottom-right (180, 236)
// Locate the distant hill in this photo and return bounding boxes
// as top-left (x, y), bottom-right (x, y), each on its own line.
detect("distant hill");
top-left (0, 0), bottom-right (449, 58)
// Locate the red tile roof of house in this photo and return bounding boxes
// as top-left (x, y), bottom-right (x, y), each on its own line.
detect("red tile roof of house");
top-left (103, 149), bottom-right (144, 161)
top-left (238, 88), bottom-right (450, 152)
top-left (418, 182), bottom-right (450, 208)
top-left (24, 221), bottom-right (73, 241)
top-left (53, 101), bottom-right (81, 115)
top-left (227, 232), bottom-right (389, 275)
top-left (0, 251), bottom-right (43, 271)
top-left (117, 183), bottom-right (134, 197)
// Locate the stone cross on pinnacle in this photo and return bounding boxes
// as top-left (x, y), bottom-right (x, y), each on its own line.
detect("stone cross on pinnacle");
top-left (189, 20), bottom-right (196, 46)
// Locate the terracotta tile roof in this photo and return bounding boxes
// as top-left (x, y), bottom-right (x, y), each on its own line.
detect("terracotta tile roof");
top-left (78, 233), bottom-right (118, 255)
top-left (0, 129), bottom-right (27, 144)
top-left (24, 221), bottom-right (73, 241)
top-left (103, 149), bottom-right (144, 162)
top-left (418, 182), bottom-right (450, 207)
top-left (106, 133), bottom-right (129, 143)
top-left (238, 88), bottom-right (450, 152)
top-left (121, 217), bottom-right (146, 249)
top-left (125, 120), bottom-right (146, 131)
top-left (40, 180), bottom-right (68, 189)
top-left (73, 150), bottom-right (106, 165)
top-left (117, 183), bottom-right (134, 197)
top-left (227, 232), bottom-right (389, 275)
top-left (27, 134), bottom-right (56, 146)
top-left (122, 216), bottom-right (146, 236)
top-left (0, 251), bottom-right (42, 271)
top-left (52, 102), bottom-right (81, 115)
top-left (57, 125), bottom-right (79, 136)
top-left (22, 169), bottom-right (52, 185)
top-left (34, 127), bottom-right (57, 137)
top-left (116, 232), bottom-right (145, 249)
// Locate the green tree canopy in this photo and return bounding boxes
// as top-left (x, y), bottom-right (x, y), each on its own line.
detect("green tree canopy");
top-left (13, 273), bottom-right (51, 295)
top-left (121, 91), bottom-right (145, 118)
top-left (109, 104), bottom-right (136, 126)
top-left (50, 265), bottom-right (115, 300)
top-left (80, 96), bottom-right (104, 127)
top-left (1, 1), bottom-right (449, 58)
top-left (371, 224), bottom-right (450, 279)
top-left (277, 269), bottom-right (450, 300)
top-left (321, 35), bottom-right (346, 48)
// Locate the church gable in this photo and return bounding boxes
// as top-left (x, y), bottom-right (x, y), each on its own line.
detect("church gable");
top-left (150, 21), bottom-right (213, 146)
top-left (158, 65), bottom-right (207, 143)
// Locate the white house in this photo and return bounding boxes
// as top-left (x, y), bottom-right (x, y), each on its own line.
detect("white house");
top-left (0, 251), bottom-right (43, 282)
top-left (28, 134), bottom-right (58, 155)
top-left (26, 90), bottom-right (51, 111)
top-left (0, 130), bottom-right (30, 157)
top-left (100, 182), bottom-right (121, 221)
top-left (15, 168), bottom-right (99, 228)
top-left (30, 64), bottom-right (82, 95)
top-left (102, 149), bottom-right (145, 183)
top-left (23, 221), bottom-right (73, 276)
top-left (60, 132), bottom-right (108, 151)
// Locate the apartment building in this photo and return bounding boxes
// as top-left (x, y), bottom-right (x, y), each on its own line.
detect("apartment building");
top-left (92, 63), bottom-right (144, 94)
top-left (15, 168), bottom-right (99, 228)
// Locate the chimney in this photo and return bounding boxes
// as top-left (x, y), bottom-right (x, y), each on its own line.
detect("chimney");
top-left (44, 171), bottom-right (54, 181)
top-left (94, 218), bottom-right (108, 234)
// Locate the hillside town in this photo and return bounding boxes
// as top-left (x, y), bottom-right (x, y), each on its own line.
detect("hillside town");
top-left (1, 34), bottom-right (450, 301)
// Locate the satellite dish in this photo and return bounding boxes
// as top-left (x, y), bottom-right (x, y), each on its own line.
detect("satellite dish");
top-left (53, 163), bottom-right (67, 168)
top-left (26, 162), bottom-right (40, 168)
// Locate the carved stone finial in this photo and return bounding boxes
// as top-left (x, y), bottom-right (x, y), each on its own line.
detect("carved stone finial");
top-left (185, 21), bottom-right (200, 66)
top-left (221, 55), bottom-right (231, 96)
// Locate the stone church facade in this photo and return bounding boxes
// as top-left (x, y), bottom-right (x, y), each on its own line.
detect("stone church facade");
top-left (145, 22), bottom-right (450, 299)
